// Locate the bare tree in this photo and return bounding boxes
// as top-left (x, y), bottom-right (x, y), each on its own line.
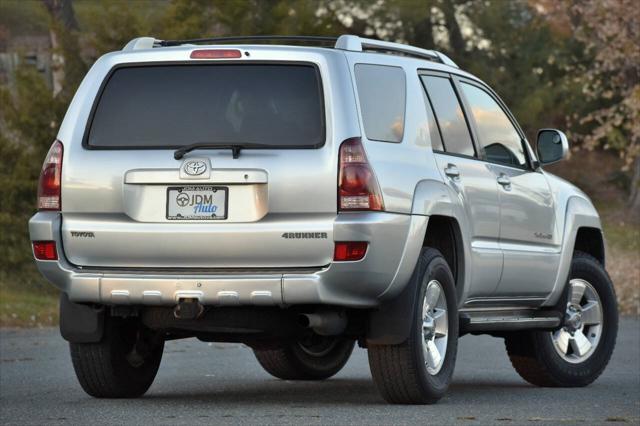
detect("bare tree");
top-left (42, 0), bottom-right (85, 97)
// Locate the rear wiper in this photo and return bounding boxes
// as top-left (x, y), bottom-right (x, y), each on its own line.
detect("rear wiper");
top-left (173, 142), bottom-right (273, 160)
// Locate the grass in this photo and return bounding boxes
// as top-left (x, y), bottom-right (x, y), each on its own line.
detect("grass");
top-left (0, 282), bottom-right (58, 328)
top-left (600, 212), bottom-right (640, 316)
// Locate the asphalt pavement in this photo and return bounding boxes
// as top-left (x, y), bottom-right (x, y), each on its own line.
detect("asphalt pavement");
top-left (1, 318), bottom-right (638, 425)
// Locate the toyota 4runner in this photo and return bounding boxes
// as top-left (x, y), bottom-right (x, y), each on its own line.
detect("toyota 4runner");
top-left (29, 35), bottom-right (618, 404)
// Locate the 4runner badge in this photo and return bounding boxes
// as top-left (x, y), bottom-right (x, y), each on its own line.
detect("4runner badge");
top-left (282, 232), bottom-right (328, 239)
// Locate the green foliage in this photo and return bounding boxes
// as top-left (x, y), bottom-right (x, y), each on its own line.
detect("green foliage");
top-left (1, 66), bottom-right (63, 160)
top-left (0, 65), bottom-right (63, 288)
top-left (211, 0), bottom-right (342, 36)
top-left (0, 135), bottom-right (41, 287)
top-left (0, 0), bottom-right (49, 37)
top-left (78, 0), bottom-right (164, 56)
top-left (157, 0), bottom-right (217, 40)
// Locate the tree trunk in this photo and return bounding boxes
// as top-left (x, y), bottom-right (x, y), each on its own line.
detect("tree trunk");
top-left (629, 155), bottom-right (640, 214)
top-left (412, 14), bottom-right (435, 49)
top-left (47, 28), bottom-right (64, 97)
top-left (42, 0), bottom-right (85, 98)
top-left (42, 0), bottom-right (79, 30)
top-left (440, 0), bottom-right (465, 54)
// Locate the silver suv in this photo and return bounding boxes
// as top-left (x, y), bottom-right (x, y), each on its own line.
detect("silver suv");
top-left (29, 35), bottom-right (618, 404)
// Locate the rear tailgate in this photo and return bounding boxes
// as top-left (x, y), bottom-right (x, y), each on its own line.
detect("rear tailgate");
top-left (59, 48), bottom-right (357, 269)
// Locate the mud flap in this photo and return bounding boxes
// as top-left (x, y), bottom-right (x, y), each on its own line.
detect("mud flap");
top-left (366, 274), bottom-right (418, 345)
top-left (59, 293), bottom-right (105, 343)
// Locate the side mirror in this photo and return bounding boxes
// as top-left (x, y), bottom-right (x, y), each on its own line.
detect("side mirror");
top-left (536, 129), bottom-right (569, 166)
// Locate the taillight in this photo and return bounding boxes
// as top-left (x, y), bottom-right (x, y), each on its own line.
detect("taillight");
top-left (33, 241), bottom-right (58, 260)
top-left (334, 242), bottom-right (368, 261)
top-left (37, 140), bottom-right (63, 210)
top-left (338, 138), bottom-right (384, 211)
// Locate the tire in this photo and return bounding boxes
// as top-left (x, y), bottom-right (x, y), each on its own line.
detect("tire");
top-left (70, 316), bottom-right (164, 398)
top-left (253, 336), bottom-right (355, 380)
top-left (368, 247), bottom-right (459, 404)
top-left (505, 251), bottom-right (618, 387)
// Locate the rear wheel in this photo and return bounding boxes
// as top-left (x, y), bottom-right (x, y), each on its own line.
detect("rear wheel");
top-left (70, 316), bottom-right (164, 398)
top-left (253, 336), bottom-right (355, 380)
top-left (367, 248), bottom-right (458, 404)
top-left (505, 251), bottom-right (618, 387)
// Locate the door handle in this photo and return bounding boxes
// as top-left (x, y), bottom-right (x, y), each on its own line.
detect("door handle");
top-left (497, 174), bottom-right (511, 187)
top-left (444, 164), bottom-right (460, 179)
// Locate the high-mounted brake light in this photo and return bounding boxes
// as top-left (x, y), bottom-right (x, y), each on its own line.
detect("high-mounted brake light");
top-left (338, 138), bottom-right (384, 211)
top-left (334, 242), bottom-right (368, 261)
top-left (190, 49), bottom-right (242, 59)
top-left (37, 140), bottom-right (63, 210)
top-left (33, 241), bottom-right (58, 261)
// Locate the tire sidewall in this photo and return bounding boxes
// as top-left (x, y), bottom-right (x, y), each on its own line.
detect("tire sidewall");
top-left (534, 254), bottom-right (618, 385)
top-left (289, 338), bottom-right (355, 379)
top-left (108, 319), bottom-right (165, 388)
top-left (70, 317), bottom-right (164, 398)
top-left (411, 250), bottom-right (459, 396)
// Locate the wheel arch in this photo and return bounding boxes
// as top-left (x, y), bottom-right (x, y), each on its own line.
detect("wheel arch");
top-left (574, 227), bottom-right (605, 266)
top-left (543, 195), bottom-right (604, 307)
top-left (423, 215), bottom-right (465, 303)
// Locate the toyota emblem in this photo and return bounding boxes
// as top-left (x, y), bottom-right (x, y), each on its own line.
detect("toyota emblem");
top-left (183, 160), bottom-right (207, 176)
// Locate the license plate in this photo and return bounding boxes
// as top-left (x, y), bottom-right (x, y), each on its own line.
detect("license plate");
top-left (166, 186), bottom-right (228, 220)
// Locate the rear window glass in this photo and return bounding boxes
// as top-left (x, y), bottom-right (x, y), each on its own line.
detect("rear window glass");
top-left (87, 64), bottom-right (324, 148)
top-left (355, 64), bottom-right (406, 143)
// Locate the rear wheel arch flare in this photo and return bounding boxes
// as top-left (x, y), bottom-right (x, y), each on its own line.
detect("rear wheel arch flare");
top-left (423, 215), bottom-right (464, 297)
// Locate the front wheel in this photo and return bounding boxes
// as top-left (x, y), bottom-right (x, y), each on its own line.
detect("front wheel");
top-left (505, 251), bottom-right (618, 387)
top-left (368, 248), bottom-right (459, 404)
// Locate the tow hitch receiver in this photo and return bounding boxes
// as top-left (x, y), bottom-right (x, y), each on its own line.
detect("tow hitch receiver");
top-left (174, 298), bottom-right (204, 320)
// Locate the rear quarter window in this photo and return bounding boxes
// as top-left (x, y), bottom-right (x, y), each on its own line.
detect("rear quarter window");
top-left (354, 64), bottom-right (406, 143)
top-left (86, 64), bottom-right (325, 149)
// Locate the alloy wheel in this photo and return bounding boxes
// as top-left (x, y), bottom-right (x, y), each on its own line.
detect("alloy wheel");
top-left (422, 279), bottom-right (449, 375)
top-left (551, 278), bottom-right (603, 363)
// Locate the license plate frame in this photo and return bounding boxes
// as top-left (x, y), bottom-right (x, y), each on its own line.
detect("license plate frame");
top-left (166, 186), bottom-right (228, 220)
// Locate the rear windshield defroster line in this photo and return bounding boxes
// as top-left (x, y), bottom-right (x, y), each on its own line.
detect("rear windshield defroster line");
top-left (84, 63), bottom-right (326, 150)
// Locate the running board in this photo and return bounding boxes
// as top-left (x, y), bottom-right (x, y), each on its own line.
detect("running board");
top-left (460, 309), bottom-right (562, 333)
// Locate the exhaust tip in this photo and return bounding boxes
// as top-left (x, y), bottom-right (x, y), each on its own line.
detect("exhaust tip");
top-left (298, 314), bottom-right (311, 328)
top-left (298, 311), bottom-right (347, 336)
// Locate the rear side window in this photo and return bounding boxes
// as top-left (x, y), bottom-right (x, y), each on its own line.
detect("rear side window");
top-left (87, 64), bottom-right (324, 148)
top-left (459, 82), bottom-right (527, 168)
top-left (420, 75), bottom-right (475, 157)
top-left (355, 64), bottom-right (406, 143)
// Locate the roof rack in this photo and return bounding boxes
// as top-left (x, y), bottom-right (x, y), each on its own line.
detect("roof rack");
top-left (122, 34), bottom-right (458, 68)
top-left (335, 35), bottom-right (458, 68)
top-left (160, 35), bottom-right (338, 47)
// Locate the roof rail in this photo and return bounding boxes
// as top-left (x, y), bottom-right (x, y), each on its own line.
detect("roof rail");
top-left (158, 35), bottom-right (337, 47)
top-left (335, 35), bottom-right (458, 68)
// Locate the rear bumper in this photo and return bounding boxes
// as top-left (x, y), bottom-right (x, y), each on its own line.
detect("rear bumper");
top-left (29, 211), bottom-right (427, 308)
